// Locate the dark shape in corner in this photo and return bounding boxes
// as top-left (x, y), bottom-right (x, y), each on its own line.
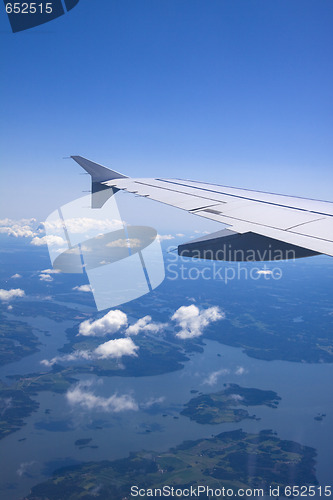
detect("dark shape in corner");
top-left (4, 0), bottom-right (80, 33)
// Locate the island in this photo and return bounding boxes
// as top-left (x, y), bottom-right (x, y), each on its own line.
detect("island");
top-left (181, 384), bottom-right (281, 424)
top-left (0, 370), bottom-right (79, 440)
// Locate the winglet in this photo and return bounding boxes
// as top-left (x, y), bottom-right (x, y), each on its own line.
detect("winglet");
top-left (71, 156), bottom-right (127, 209)
top-left (71, 156), bottom-right (127, 182)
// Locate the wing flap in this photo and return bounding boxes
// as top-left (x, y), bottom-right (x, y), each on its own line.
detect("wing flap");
top-left (68, 156), bottom-right (332, 260)
top-left (104, 176), bottom-right (333, 257)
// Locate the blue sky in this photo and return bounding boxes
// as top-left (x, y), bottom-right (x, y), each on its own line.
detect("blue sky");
top-left (1, 0), bottom-right (332, 221)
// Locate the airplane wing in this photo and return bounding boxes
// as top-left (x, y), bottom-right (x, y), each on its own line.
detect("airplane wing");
top-left (71, 156), bottom-right (333, 261)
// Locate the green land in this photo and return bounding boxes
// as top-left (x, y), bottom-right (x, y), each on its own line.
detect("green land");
top-left (0, 380), bottom-right (39, 440)
top-left (0, 370), bottom-right (78, 440)
top-left (181, 384), bottom-right (281, 424)
top-left (26, 429), bottom-right (318, 499)
top-left (0, 313), bottom-right (40, 366)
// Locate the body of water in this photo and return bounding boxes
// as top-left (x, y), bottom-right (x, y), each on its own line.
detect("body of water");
top-left (0, 315), bottom-right (332, 499)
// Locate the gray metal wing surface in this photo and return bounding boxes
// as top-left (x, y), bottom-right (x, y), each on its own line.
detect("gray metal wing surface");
top-left (71, 156), bottom-right (333, 261)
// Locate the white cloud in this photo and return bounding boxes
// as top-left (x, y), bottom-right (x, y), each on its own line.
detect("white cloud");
top-left (176, 233), bottom-right (185, 237)
top-left (141, 396), bottom-right (165, 409)
top-left (171, 304), bottom-right (224, 339)
top-left (235, 366), bottom-right (247, 376)
top-left (39, 273), bottom-right (53, 282)
top-left (43, 217), bottom-right (122, 234)
top-left (7, 305), bottom-right (13, 311)
top-left (40, 350), bottom-right (91, 367)
top-left (157, 234), bottom-right (175, 241)
top-left (125, 315), bottom-right (164, 336)
top-left (0, 288), bottom-right (25, 302)
top-left (203, 369), bottom-right (230, 386)
top-left (31, 235), bottom-right (66, 246)
top-left (256, 269), bottom-right (273, 275)
top-left (94, 338), bottom-right (139, 359)
top-left (41, 337), bottom-right (138, 368)
top-left (73, 285), bottom-right (92, 292)
top-left (230, 394), bottom-right (244, 402)
top-left (0, 218), bottom-right (37, 239)
top-left (17, 461), bottom-right (36, 477)
top-left (10, 273), bottom-right (22, 279)
top-left (107, 238), bottom-right (141, 248)
top-left (78, 310), bottom-right (128, 337)
top-left (66, 382), bottom-right (138, 412)
top-left (41, 268), bottom-right (60, 274)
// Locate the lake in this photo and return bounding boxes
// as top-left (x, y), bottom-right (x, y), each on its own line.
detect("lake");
top-left (0, 312), bottom-right (332, 499)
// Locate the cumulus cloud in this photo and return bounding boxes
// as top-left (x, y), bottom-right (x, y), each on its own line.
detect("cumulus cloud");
top-left (0, 288), bottom-right (25, 302)
top-left (66, 382), bottom-right (138, 412)
top-left (78, 310), bottom-right (128, 337)
top-left (171, 304), bottom-right (224, 339)
top-left (31, 235), bottom-right (66, 246)
top-left (41, 337), bottom-right (138, 368)
top-left (0, 218), bottom-right (37, 239)
top-left (203, 369), bottom-right (230, 386)
top-left (94, 338), bottom-right (139, 359)
top-left (125, 315), bottom-right (164, 336)
top-left (41, 268), bottom-right (60, 274)
top-left (11, 273), bottom-right (22, 279)
top-left (39, 273), bottom-right (53, 282)
top-left (73, 285), bottom-right (92, 292)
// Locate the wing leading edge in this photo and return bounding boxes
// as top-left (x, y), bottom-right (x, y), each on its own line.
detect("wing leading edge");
top-left (71, 156), bottom-right (333, 261)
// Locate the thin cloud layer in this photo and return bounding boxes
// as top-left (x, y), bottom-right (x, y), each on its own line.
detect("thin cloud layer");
top-left (141, 396), bottom-right (165, 409)
top-left (203, 369), bottom-right (230, 386)
top-left (79, 310), bottom-right (128, 337)
top-left (156, 234), bottom-right (175, 241)
top-left (171, 304), bottom-right (224, 339)
top-left (66, 382), bottom-right (138, 412)
top-left (235, 366), bottom-right (247, 375)
top-left (0, 288), bottom-right (25, 301)
top-left (73, 285), bottom-right (92, 292)
top-left (16, 461), bottom-right (36, 477)
top-left (106, 238), bottom-right (141, 248)
top-left (40, 350), bottom-right (92, 368)
top-left (44, 217), bottom-right (122, 234)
